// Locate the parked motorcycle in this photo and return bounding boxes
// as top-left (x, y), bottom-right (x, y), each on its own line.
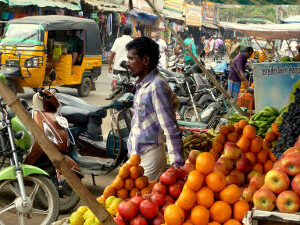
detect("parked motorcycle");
top-left (0, 74), bottom-right (59, 225)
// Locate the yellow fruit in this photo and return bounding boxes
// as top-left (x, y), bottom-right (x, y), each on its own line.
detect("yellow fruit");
top-left (83, 209), bottom-right (95, 221)
top-left (105, 196), bottom-right (116, 208)
top-left (70, 212), bottom-right (84, 225)
top-left (108, 198), bottom-right (123, 216)
top-left (77, 206), bottom-right (89, 215)
top-left (83, 217), bottom-right (95, 225)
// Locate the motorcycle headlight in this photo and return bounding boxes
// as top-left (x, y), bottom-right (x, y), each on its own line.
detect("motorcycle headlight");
top-left (25, 56), bottom-right (42, 68)
top-left (43, 122), bottom-right (58, 145)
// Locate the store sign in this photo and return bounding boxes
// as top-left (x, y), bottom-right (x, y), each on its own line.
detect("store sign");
top-left (185, 4), bottom-right (202, 27)
top-left (254, 62), bottom-right (300, 112)
top-left (163, 0), bottom-right (184, 14)
top-left (202, 1), bottom-right (215, 24)
top-left (125, 0), bottom-right (155, 13)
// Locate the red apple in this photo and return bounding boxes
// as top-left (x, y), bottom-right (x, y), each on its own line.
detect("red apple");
top-left (230, 170), bottom-right (245, 185)
top-left (236, 157), bottom-right (252, 173)
top-left (291, 173), bottom-right (300, 196)
top-left (284, 147), bottom-right (300, 156)
top-left (218, 156), bottom-right (234, 170)
top-left (250, 174), bottom-right (264, 190)
top-left (226, 174), bottom-right (240, 185)
top-left (247, 170), bottom-right (261, 183)
top-left (214, 162), bottom-right (229, 175)
top-left (294, 136), bottom-right (300, 149)
top-left (276, 190), bottom-right (300, 213)
top-left (242, 185), bottom-right (256, 203)
top-left (188, 150), bottom-right (201, 164)
top-left (281, 152), bottom-right (300, 176)
top-left (183, 163), bottom-right (195, 175)
top-left (265, 169), bottom-right (290, 194)
top-left (253, 188), bottom-right (276, 211)
top-left (224, 142), bottom-right (241, 160)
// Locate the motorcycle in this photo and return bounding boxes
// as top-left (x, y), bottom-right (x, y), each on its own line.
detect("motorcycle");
top-left (0, 74), bottom-right (59, 225)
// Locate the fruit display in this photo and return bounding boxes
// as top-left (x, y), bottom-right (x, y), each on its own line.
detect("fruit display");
top-left (164, 152), bottom-right (250, 225)
top-left (273, 88), bottom-right (300, 159)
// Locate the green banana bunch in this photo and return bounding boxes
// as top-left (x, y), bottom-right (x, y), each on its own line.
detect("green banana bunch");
top-left (249, 106), bottom-right (279, 137)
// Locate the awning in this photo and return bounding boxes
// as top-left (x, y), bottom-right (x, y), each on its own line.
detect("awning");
top-left (162, 9), bottom-right (184, 21)
top-left (0, 0), bottom-right (8, 3)
top-left (280, 15), bottom-right (300, 24)
top-left (218, 21), bottom-right (300, 40)
top-left (82, 0), bottom-right (127, 12)
top-left (202, 22), bottom-right (218, 29)
top-left (206, 0), bottom-right (299, 5)
top-left (8, 0), bottom-right (81, 10)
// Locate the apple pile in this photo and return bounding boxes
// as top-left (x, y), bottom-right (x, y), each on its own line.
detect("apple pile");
top-left (253, 145), bottom-right (300, 214)
top-left (114, 167), bottom-right (186, 225)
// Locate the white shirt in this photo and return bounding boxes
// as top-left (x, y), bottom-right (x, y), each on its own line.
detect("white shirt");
top-left (155, 38), bottom-right (167, 68)
top-left (111, 35), bottom-right (133, 71)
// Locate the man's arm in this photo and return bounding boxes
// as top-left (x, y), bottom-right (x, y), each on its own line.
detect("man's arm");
top-left (108, 51), bottom-right (116, 73)
top-left (152, 79), bottom-right (185, 167)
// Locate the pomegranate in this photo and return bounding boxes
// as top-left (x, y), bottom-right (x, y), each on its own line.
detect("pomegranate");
top-left (130, 195), bottom-right (144, 207)
top-left (168, 182), bottom-right (183, 198)
top-left (114, 214), bottom-right (126, 225)
top-left (139, 199), bottom-right (158, 219)
top-left (118, 201), bottom-right (138, 220)
top-left (167, 167), bottom-right (178, 178)
top-left (176, 168), bottom-right (186, 180)
top-left (152, 215), bottom-right (165, 225)
top-left (165, 195), bottom-right (175, 203)
top-left (130, 215), bottom-right (147, 225)
top-left (159, 171), bottom-right (176, 185)
top-left (152, 182), bottom-right (167, 195)
top-left (151, 193), bottom-right (166, 207)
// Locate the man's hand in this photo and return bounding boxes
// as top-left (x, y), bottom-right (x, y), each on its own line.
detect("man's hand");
top-left (108, 64), bottom-right (113, 73)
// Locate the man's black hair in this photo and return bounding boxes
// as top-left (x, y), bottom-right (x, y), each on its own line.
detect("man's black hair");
top-left (123, 25), bottom-right (132, 35)
top-left (244, 46), bottom-right (254, 53)
top-left (180, 32), bottom-right (189, 40)
top-left (126, 37), bottom-right (159, 71)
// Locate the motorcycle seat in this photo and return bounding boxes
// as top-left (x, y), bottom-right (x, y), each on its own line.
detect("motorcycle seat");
top-left (59, 106), bottom-right (89, 126)
top-left (178, 97), bottom-right (190, 104)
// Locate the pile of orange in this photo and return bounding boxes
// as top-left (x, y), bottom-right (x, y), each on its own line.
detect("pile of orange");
top-left (100, 154), bottom-right (157, 201)
top-left (164, 152), bottom-right (250, 225)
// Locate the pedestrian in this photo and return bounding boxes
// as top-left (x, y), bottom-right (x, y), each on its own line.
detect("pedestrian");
top-left (181, 32), bottom-right (197, 66)
top-left (107, 25), bottom-right (133, 99)
top-left (228, 47), bottom-right (254, 100)
top-left (126, 37), bottom-right (184, 180)
top-left (153, 31), bottom-right (167, 68)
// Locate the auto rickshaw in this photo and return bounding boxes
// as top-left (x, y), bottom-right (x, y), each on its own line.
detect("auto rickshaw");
top-left (0, 15), bottom-right (102, 96)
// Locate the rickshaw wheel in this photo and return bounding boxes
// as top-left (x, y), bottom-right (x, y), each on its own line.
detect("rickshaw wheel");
top-left (77, 76), bottom-right (91, 97)
top-left (7, 78), bottom-right (17, 95)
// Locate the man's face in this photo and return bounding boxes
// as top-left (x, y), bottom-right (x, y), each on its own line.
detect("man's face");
top-left (245, 51), bottom-right (254, 59)
top-left (126, 49), bottom-right (146, 78)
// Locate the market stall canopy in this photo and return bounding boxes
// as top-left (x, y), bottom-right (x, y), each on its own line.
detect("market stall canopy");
top-left (208, 0), bottom-right (299, 4)
top-left (81, 0), bottom-right (127, 12)
top-left (280, 15), bottom-right (300, 23)
top-left (7, 0), bottom-right (81, 10)
top-left (218, 21), bottom-right (300, 40)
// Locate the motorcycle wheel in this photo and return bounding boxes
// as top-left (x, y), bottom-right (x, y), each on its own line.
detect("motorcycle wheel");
top-left (0, 174), bottom-right (59, 225)
top-left (183, 106), bottom-right (202, 122)
top-left (37, 166), bottom-right (80, 214)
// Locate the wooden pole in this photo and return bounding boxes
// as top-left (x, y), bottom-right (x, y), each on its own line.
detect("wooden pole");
top-left (0, 80), bottom-right (116, 225)
top-left (143, 0), bottom-right (246, 116)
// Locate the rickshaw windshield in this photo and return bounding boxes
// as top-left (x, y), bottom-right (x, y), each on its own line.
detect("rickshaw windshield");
top-left (0, 24), bottom-right (44, 47)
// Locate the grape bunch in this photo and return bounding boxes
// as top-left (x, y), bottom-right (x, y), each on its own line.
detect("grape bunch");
top-left (273, 88), bottom-right (300, 158)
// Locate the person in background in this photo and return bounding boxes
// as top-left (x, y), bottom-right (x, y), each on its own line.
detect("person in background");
top-left (214, 36), bottom-right (224, 53)
top-left (68, 30), bottom-right (82, 65)
top-left (126, 37), bottom-right (184, 180)
top-left (182, 32), bottom-right (197, 66)
top-left (228, 47), bottom-right (254, 100)
top-left (154, 31), bottom-right (167, 68)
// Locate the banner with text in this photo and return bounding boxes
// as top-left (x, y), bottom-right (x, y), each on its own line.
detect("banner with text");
top-left (202, 1), bottom-right (215, 24)
top-left (185, 4), bottom-right (202, 27)
top-left (163, 0), bottom-right (184, 14)
top-left (254, 62), bottom-right (300, 112)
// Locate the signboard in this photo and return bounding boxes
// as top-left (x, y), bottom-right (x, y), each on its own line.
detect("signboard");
top-left (163, 0), bottom-right (184, 14)
top-left (202, 1), bottom-right (215, 24)
top-left (125, 0), bottom-right (155, 13)
top-left (185, 4), bottom-right (202, 27)
top-left (254, 62), bottom-right (300, 112)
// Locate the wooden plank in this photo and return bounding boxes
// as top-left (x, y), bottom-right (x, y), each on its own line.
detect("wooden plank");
top-left (0, 79), bottom-right (116, 225)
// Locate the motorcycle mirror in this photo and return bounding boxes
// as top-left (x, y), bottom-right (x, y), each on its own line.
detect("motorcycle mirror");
top-left (120, 61), bottom-right (127, 70)
top-left (49, 69), bottom-right (56, 81)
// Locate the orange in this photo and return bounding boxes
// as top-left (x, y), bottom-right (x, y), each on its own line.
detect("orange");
top-left (111, 176), bottom-right (124, 190)
top-left (272, 123), bottom-right (279, 136)
top-left (148, 180), bottom-right (157, 190)
top-left (124, 178), bottom-right (135, 190)
top-left (234, 200), bottom-right (250, 222)
top-left (220, 125), bottom-right (230, 136)
top-left (209, 149), bottom-right (219, 160)
top-left (103, 185), bottom-right (116, 198)
top-left (250, 136), bottom-right (263, 153)
top-left (265, 131), bottom-right (276, 142)
top-left (196, 152), bottom-right (215, 174)
top-left (118, 166), bottom-right (130, 179)
top-left (220, 184), bottom-right (241, 204)
top-left (227, 132), bottom-right (239, 142)
top-left (135, 176), bottom-right (148, 189)
top-left (212, 141), bottom-right (224, 153)
top-left (117, 188), bottom-right (128, 199)
top-left (264, 160), bottom-right (274, 173)
top-left (186, 170), bottom-right (204, 191)
top-left (123, 163), bottom-right (131, 168)
top-left (257, 149), bottom-right (268, 164)
top-left (224, 219), bottom-right (242, 225)
top-left (237, 136), bottom-right (251, 153)
top-left (129, 166), bottom-right (140, 179)
top-left (269, 151), bottom-right (277, 162)
top-left (196, 187), bottom-right (214, 208)
top-left (210, 201), bottom-right (232, 223)
top-left (176, 188), bottom-right (197, 210)
top-left (129, 187), bottom-right (140, 198)
top-left (234, 126), bottom-right (243, 135)
top-left (206, 171), bottom-right (226, 192)
top-left (129, 154), bottom-right (141, 166)
top-left (239, 120), bottom-right (248, 129)
top-left (183, 223), bottom-right (193, 225)
top-left (190, 205), bottom-right (210, 225)
top-left (253, 163), bottom-right (263, 174)
top-left (208, 222), bottom-right (221, 225)
top-left (245, 152), bottom-right (256, 166)
top-left (137, 166), bottom-right (144, 177)
top-left (216, 134), bottom-right (226, 144)
top-left (262, 139), bottom-right (271, 149)
top-left (141, 186), bottom-right (152, 196)
top-left (164, 205), bottom-right (185, 225)
top-left (226, 124), bottom-right (235, 133)
top-left (243, 125), bottom-right (256, 139)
